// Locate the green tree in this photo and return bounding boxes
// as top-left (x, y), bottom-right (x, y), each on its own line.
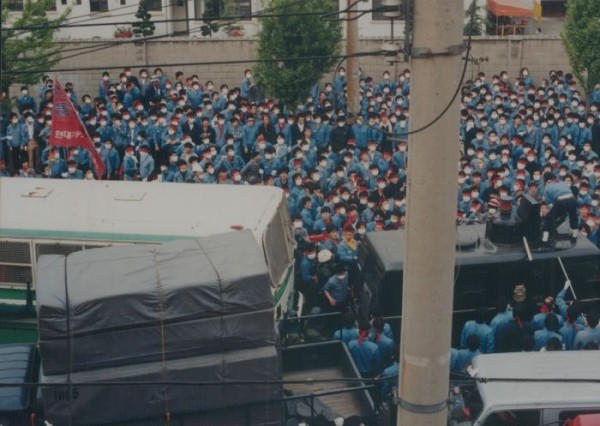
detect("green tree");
top-left (561, 0), bottom-right (600, 97)
top-left (464, 0), bottom-right (485, 36)
top-left (132, 0), bottom-right (155, 37)
top-left (254, 0), bottom-right (342, 108)
top-left (1, 0), bottom-right (69, 95)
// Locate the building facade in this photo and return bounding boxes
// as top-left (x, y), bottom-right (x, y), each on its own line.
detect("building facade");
top-left (4, 0), bottom-right (423, 40)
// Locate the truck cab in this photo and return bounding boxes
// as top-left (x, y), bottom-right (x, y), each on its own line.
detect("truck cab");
top-left (453, 352), bottom-right (600, 426)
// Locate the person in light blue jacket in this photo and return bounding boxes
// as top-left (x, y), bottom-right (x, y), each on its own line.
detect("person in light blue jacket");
top-left (461, 307), bottom-right (493, 353)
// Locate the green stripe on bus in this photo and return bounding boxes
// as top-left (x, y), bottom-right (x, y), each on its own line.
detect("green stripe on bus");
top-left (0, 228), bottom-right (192, 243)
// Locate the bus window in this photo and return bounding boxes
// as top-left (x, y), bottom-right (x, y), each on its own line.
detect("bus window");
top-left (0, 241), bottom-right (32, 286)
top-left (0, 241), bottom-right (31, 264)
top-left (264, 208), bottom-right (293, 288)
top-left (35, 243), bottom-right (84, 259)
top-left (481, 409), bottom-right (540, 426)
top-left (0, 265), bottom-right (32, 286)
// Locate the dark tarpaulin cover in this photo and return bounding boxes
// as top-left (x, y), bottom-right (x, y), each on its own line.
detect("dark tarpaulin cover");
top-left (36, 231), bottom-right (276, 375)
top-left (41, 345), bottom-right (282, 426)
top-left (39, 308), bottom-right (276, 374)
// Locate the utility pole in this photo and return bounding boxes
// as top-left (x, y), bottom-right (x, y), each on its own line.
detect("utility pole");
top-left (345, 0), bottom-right (360, 118)
top-left (397, 0), bottom-right (463, 425)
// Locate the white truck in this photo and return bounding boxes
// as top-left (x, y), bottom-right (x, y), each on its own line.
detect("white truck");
top-left (452, 351), bottom-right (600, 426)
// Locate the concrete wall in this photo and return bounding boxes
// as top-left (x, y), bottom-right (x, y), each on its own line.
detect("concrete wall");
top-left (11, 36), bottom-right (571, 102)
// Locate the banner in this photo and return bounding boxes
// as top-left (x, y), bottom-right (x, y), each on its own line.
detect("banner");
top-left (49, 79), bottom-right (105, 178)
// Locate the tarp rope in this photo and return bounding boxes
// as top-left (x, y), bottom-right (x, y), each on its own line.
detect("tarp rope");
top-left (152, 248), bottom-right (171, 423)
top-left (63, 256), bottom-right (73, 426)
top-left (193, 240), bottom-right (227, 396)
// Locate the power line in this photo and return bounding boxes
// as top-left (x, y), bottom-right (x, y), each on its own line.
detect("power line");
top-left (8, 0), bottom-right (309, 65)
top-left (10, 9), bottom-right (368, 31)
top-left (5, 50), bottom-right (385, 76)
top-left (63, 0), bottom-right (183, 24)
top-left (0, 375), bottom-right (598, 388)
top-left (366, 24), bottom-right (474, 140)
top-left (12, 13), bottom-right (307, 30)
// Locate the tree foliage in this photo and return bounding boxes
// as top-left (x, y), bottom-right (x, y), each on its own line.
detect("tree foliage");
top-left (561, 0), bottom-right (600, 96)
top-left (132, 0), bottom-right (156, 37)
top-left (254, 0), bottom-right (342, 108)
top-left (1, 0), bottom-right (69, 94)
top-left (464, 0), bottom-right (485, 36)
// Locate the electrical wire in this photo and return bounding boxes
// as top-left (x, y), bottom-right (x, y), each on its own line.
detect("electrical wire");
top-left (8, 0), bottom-right (310, 67)
top-left (10, 24), bottom-right (206, 64)
top-left (369, 30), bottom-right (473, 141)
top-left (63, 0), bottom-right (184, 24)
top-left (1, 375), bottom-right (600, 388)
top-left (319, 0), bottom-right (361, 22)
top-left (6, 49), bottom-right (384, 76)
top-left (12, 10), bottom-right (336, 31)
top-left (323, 3), bottom-right (391, 22)
top-left (6, 0), bottom-right (308, 37)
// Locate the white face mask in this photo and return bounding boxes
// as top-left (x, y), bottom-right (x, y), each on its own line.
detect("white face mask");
top-left (68, 167), bottom-right (76, 173)
top-left (307, 253), bottom-right (316, 260)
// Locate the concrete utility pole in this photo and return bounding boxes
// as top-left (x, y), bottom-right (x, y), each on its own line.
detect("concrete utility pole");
top-left (345, 0), bottom-right (360, 118)
top-left (397, 0), bottom-right (463, 424)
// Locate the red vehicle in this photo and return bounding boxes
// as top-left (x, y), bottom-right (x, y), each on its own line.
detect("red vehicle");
top-left (565, 414), bottom-right (600, 426)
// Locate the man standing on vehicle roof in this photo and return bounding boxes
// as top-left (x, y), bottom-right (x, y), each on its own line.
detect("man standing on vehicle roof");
top-left (541, 172), bottom-right (579, 245)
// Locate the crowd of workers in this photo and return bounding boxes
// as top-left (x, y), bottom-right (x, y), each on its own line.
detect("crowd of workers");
top-left (1, 66), bottom-right (600, 397)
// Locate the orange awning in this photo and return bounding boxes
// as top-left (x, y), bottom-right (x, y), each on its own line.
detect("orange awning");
top-left (487, 0), bottom-right (534, 17)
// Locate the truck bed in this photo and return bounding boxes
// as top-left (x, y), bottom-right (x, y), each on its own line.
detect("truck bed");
top-left (284, 367), bottom-right (364, 418)
top-left (282, 341), bottom-right (376, 422)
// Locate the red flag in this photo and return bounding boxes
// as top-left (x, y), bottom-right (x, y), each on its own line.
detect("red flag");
top-left (49, 79), bottom-right (105, 178)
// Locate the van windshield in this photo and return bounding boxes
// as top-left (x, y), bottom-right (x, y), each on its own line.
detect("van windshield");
top-left (455, 381), bottom-right (484, 423)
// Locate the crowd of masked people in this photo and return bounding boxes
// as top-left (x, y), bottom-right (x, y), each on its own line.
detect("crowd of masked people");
top-left (1, 68), bottom-right (599, 238)
top-left (326, 279), bottom-right (600, 403)
top-left (1, 66), bottom-right (600, 387)
top-left (451, 281), bottom-right (600, 364)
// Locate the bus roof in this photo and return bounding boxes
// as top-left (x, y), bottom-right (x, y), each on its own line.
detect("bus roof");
top-left (0, 178), bottom-right (285, 243)
top-left (364, 225), bottom-right (600, 272)
top-left (472, 352), bottom-right (600, 409)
